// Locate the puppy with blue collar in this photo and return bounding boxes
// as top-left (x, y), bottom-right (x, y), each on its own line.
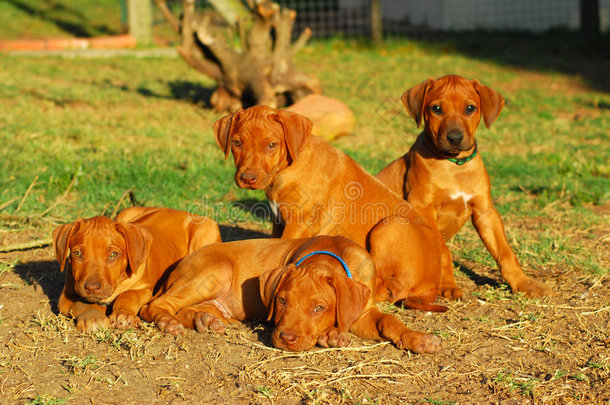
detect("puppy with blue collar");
top-left (141, 235), bottom-right (441, 354)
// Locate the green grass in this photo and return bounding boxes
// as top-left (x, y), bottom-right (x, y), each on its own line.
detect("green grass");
top-left (493, 369), bottom-right (538, 397)
top-left (26, 394), bottom-right (66, 405)
top-left (256, 385), bottom-right (275, 398)
top-left (0, 0), bottom-right (122, 39)
top-left (1, 33), bottom-right (609, 277)
top-left (62, 354), bottom-right (100, 376)
top-left (421, 399), bottom-right (456, 405)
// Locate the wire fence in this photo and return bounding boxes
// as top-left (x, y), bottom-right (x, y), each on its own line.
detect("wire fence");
top-left (160, 0), bottom-right (610, 37)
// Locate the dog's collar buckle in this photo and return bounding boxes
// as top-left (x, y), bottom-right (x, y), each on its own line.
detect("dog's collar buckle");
top-left (447, 142), bottom-right (478, 166)
top-left (295, 251), bottom-right (353, 278)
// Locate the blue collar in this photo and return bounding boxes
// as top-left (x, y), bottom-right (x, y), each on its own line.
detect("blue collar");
top-left (295, 250), bottom-right (353, 278)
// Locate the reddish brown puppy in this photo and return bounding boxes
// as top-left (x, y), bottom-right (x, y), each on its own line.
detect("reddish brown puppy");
top-left (52, 207), bottom-right (221, 332)
top-left (213, 105), bottom-right (457, 309)
top-left (376, 75), bottom-right (553, 297)
top-left (140, 235), bottom-right (441, 354)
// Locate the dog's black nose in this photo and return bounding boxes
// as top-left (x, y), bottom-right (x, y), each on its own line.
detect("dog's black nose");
top-left (446, 130), bottom-right (464, 145)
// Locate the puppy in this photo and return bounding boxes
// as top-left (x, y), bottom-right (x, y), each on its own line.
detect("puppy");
top-left (376, 75), bottom-right (553, 297)
top-left (140, 235), bottom-right (441, 354)
top-left (213, 105), bottom-right (455, 309)
top-left (52, 207), bottom-right (221, 332)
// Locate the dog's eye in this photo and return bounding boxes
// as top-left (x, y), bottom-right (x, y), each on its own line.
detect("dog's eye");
top-left (109, 251), bottom-right (119, 260)
top-left (267, 142), bottom-right (277, 149)
top-left (72, 250), bottom-right (82, 258)
top-left (277, 296), bottom-right (286, 305)
top-left (232, 140), bottom-right (242, 148)
top-left (313, 305), bottom-right (325, 313)
top-left (430, 105), bottom-right (442, 114)
top-left (465, 104), bottom-right (477, 114)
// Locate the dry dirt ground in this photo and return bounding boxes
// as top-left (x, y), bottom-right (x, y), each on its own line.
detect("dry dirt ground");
top-left (0, 222), bottom-right (608, 405)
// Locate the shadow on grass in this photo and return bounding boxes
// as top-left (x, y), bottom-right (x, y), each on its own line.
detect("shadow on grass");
top-left (219, 224), bottom-right (270, 242)
top-left (6, 0), bottom-right (117, 38)
top-left (135, 80), bottom-right (216, 108)
top-left (232, 199), bottom-right (274, 221)
top-left (169, 80), bottom-right (216, 107)
top-left (455, 262), bottom-right (501, 289)
top-left (405, 30), bottom-right (610, 93)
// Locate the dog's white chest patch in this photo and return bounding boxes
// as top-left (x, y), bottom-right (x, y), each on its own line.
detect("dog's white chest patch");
top-left (450, 191), bottom-right (473, 207)
top-left (269, 200), bottom-right (279, 217)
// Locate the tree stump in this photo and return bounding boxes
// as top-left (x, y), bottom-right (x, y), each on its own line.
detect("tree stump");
top-left (154, 0), bottom-right (321, 112)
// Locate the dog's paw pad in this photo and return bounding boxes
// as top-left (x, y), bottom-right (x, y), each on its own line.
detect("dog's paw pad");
top-left (440, 286), bottom-right (463, 300)
top-left (194, 312), bottom-right (226, 334)
top-left (155, 314), bottom-right (184, 336)
top-left (398, 331), bottom-right (442, 354)
top-left (516, 278), bottom-right (554, 298)
top-left (318, 329), bottom-right (351, 348)
top-left (76, 311), bottom-right (110, 333)
top-left (109, 311), bottom-right (140, 330)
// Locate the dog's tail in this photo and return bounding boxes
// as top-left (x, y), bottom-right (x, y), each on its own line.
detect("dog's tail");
top-left (401, 297), bottom-right (448, 312)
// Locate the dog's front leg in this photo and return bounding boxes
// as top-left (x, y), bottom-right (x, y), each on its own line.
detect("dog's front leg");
top-left (471, 203), bottom-right (553, 297)
top-left (110, 288), bottom-right (153, 329)
top-left (350, 308), bottom-right (441, 353)
top-left (58, 286), bottom-right (109, 333)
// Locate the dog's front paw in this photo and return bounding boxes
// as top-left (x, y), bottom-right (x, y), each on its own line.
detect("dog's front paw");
top-left (515, 277), bottom-right (554, 298)
top-left (439, 285), bottom-right (463, 300)
top-left (317, 328), bottom-right (351, 348)
top-left (76, 310), bottom-right (110, 333)
top-left (109, 310), bottom-right (140, 330)
top-left (154, 313), bottom-right (184, 336)
top-left (193, 312), bottom-right (226, 334)
top-left (396, 331), bottom-right (442, 354)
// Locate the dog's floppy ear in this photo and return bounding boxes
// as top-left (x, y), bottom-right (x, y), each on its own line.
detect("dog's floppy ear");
top-left (327, 275), bottom-right (370, 332)
top-left (259, 263), bottom-right (294, 321)
top-left (472, 79), bottom-right (505, 128)
top-left (274, 109), bottom-right (313, 162)
top-left (336, 238), bottom-right (377, 284)
top-left (52, 220), bottom-right (83, 272)
top-left (115, 222), bottom-right (152, 277)
top-left (213, 109), bottom-right (243, 159)
top-left (401, 78), bottom-right (434, 128)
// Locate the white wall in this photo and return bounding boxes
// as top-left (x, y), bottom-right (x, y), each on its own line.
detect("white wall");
top-left (378, 0), bottom-right (610, 32)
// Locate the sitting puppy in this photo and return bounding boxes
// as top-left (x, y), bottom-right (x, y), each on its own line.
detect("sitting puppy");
top-left (52, 207), bottom-right (221, 332)
top-left (213, 105), bottom-right (455, 308)
top-left (376, 75), bottom-right (553, 297)
top-left (140, 235), bottom-right (441, 354)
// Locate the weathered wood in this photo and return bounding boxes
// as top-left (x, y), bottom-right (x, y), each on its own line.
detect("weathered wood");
top-left (370, 0), bottom-right (383, 44)
top-left (207, 0), bottom-right (250, 26)
top-left (271, 8), bottom-right (296, 85)
top-left (127, 0), bottom-right (153, 45)
top-left (154, 0), bottom-right (319, 111)
top-left (292, 27), bottom-right (312, 55)
top-left (152, 0), bottom-right (180, 33)
top-left (0, 239), bottom-right (52, 253)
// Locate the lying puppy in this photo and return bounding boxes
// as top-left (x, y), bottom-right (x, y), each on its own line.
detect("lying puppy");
top-left (213, 105), bottom-right (456, 308)
top-left (140, 235), bottom-right (441, 353)
top-left (376, 75), bottom-right (553, 297)
top-left (52, 207), bottom-right (221, 332)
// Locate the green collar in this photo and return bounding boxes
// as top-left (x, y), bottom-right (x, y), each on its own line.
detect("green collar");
top-left (447, 142), bottom-right (478, 166)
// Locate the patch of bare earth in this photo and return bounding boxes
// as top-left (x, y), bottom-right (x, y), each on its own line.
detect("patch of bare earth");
top-left (0, 225), bottom-right (608, 404)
